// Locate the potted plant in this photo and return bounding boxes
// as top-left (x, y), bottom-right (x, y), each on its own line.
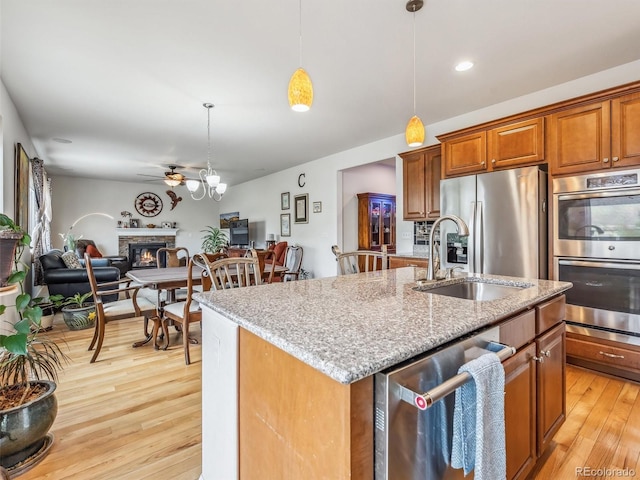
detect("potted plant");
top-left (201, 226), bottom-right (228, 253)
top-left (0, 213), bottom-right (67, 472)
top-left (60, 292), bottom-right (96, 331)
top-left (29, 294), bottom-right (65, 331)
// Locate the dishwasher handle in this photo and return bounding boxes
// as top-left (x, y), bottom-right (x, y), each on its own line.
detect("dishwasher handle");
top-left (398, 342), bottom-right (516, 411)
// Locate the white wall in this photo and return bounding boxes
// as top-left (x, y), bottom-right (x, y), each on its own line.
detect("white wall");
top-left (50, 176), bottom-right (221, 256)
top-left (1, 79), bottom-right (36, 216)
top-left (341, 161), bottom-right (396, 253)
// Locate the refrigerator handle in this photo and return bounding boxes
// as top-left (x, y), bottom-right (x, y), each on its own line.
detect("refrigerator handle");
top-left (468, 201), bottom-right (476, 273)
top-left (475, 201), bottom-right (483, 273)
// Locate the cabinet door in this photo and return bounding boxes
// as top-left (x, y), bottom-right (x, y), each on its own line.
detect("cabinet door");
top-left (402, 151), bottom-right (428, 220)
top-left (488, 117), bottom-right (545, 170)
top-left (426, 148), bottom-right (441, 219)
top-left (611, 92), bottom-right (640, 169)
top-left (381, 200), bottom-right (394, 247)
top-left (504, 344), bottom-right (537, 480)
top-left (369, 199), bottom-right (382, 249)
top-left (443, 131), bottom-right (487, 177)
top-left (548, 101), bottom-right (611, 175)
top-left (536, 322), bottom-right (566, 456)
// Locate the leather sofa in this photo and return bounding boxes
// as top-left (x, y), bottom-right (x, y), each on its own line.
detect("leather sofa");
top-left (39, 249), bottom-right (121, 301)
top-left (76, 239), bottom-right (129, 277)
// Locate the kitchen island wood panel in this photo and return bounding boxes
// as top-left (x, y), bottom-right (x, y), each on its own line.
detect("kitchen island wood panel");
top-left (239, 329), bottom-right (373, 480)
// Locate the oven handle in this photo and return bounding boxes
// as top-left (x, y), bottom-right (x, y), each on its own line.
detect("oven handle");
top-left (556, 188), bottom-right (640, 201)
top-left (397, 342), bottom-right (516, 411)
top-left (557, 258), bottom-right (640, 270)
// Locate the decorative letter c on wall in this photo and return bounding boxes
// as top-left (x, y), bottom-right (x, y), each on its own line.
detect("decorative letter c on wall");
top-left (298, 173), bottom-right (306, 188)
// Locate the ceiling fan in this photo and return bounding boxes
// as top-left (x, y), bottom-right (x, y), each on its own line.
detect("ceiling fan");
top-left (138, 165), bottom-right (188, 187)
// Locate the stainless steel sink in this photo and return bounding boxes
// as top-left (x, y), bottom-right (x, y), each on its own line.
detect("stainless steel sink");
top-left (414, 279), bottom-right (530, 301)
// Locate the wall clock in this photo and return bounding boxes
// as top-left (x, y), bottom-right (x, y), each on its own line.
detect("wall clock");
top-left (135, 192), bottom-right (163, 217)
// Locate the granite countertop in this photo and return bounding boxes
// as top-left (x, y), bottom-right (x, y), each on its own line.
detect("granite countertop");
top-left (194, 268), bottom-right (571, 385)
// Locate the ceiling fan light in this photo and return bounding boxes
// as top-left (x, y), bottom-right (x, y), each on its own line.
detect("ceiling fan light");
top-left (216, 183), bottom-right (227, 195)
top-left (164, 178), bottom-right (181, 187)
top-left (206, 174), bottom-right (220, 187)
top-left (405, 115), bottom-right (425, 147)
top-left (288, 68), bottom-right (313, 112)
top-left (186, 179), bottom-right (200, 192)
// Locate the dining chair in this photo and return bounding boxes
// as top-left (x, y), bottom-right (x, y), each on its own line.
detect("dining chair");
top-left (335, 249), bottom-right (388, 275)
top-left (272, 245), bottom-right (303, 282)
top-left (199, 252), bottom-right (228, 290)
top-left (84, 253), bottom-right (156, 363)
top-left (160, 253), bottom-right (210, 365)
top-left (156, 246), bottom-right (190, 268)
top-left (198, 254), bottom-right (262, 289)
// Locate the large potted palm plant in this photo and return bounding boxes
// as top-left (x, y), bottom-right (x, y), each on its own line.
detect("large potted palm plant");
top-left (0, 213), bottom-right (67, 473)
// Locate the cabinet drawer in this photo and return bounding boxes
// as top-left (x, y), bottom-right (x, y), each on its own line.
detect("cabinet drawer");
top-left (535, 295), bottom-right (565, 335)
top-left (388, 257), bottom-right (428, 269)
top-left (566, 336), bottom-right (640, 372)
top-left (499, 310), bottom-right (536, 351)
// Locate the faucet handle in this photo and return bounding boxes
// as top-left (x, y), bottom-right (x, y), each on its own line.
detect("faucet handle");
top-left (445, 266), bottom-right (464, 279)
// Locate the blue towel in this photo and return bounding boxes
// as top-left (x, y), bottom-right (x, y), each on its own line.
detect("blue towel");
top-left (451, 352), bottom-right (506, 480)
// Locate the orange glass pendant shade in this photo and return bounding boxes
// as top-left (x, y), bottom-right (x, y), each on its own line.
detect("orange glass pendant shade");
top-left (405, 115), bottom-right (425, 147)
top-left (288, 68), bottom-right (313, 112)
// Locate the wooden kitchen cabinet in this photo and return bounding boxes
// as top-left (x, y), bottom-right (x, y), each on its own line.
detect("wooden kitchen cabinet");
top-left (357, 192), bottom-right (395, 252)
top-left (442, 117), bottom-right (545, 177)
top-left (535, 322), bottom-right (566, 455)
top-left (443, 131), bottom-right (488, 177)
top-left (400, 145), bottom-right (441, 220)
top-left (549, 92), bottom-right (640, 175)
top-left (388, 256), bottom-right (428, 269)
top-left (504, 344), bottom-right (537, 480)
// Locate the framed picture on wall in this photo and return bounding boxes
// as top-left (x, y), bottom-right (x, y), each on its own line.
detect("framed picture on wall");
top-left (294, 193), bottom-right (308, 223)
top-left (130, 219), bottom-right (140, 228)
top-left (313, 201), bottom-right (322, 213)
top-left (280, 213), bottom-right (291, 237)
top-left (281, 192), bottom-right (290, 210)
top-left (14, 143), bottom-right (30, 230)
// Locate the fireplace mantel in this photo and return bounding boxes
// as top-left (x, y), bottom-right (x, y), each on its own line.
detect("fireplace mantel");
top-left (116, 228), bottom-right (178, 237)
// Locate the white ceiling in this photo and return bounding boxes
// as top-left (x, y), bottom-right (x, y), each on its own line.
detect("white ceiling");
top-left (2, 0), bottom-right (640, 187)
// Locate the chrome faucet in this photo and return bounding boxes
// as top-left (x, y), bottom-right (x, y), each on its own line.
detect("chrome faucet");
top-left (426, 215), bottom-right (470, 281)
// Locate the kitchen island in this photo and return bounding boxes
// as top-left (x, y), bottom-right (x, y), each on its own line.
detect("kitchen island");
top-left (194, 268), bottom-right (571, 480)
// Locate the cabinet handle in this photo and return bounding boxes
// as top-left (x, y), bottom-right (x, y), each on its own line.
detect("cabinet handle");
top-left (603, 157), bottom-right (610, 163)
top-left (541, 349), bottom-right (551, 357)
top-left (599, 351), bottom-right (624, 359)
top-left (481, 160), bottom-right (486, 166)
top-left (533, 355), bottom-right (545, 363)
top-left (491, 159), bottom-right (496, 164)
top-left (612, 156), bottom-right (619, 162)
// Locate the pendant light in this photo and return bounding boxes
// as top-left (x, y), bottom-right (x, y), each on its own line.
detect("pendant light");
top-left (405, 0), bottom-right (425, 147)
top-left (288, 0), bottom-right (313, 112)
top-left (186, 103), bottom-right (228, 201)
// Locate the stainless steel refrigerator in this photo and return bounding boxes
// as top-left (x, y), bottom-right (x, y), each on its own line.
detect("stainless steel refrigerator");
top-left (439, 166), bottom-right (548, 279)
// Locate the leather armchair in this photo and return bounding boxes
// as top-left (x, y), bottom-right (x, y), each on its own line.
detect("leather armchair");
top-left (39, 249), bottom-right (121, 301)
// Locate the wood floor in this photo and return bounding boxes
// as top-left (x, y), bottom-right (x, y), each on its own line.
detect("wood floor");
top-left (12, 315), bottom-right (640, 480)
top-left (16, 314), bottom-right (202, 480)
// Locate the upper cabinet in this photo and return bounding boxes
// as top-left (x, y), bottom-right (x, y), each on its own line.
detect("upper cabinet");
top-left (441, 117), bottom-right (545, 178)
top-left (399, 145), bottom-right (441, 221)
top-left (549, 92), bottom-right (640, 175)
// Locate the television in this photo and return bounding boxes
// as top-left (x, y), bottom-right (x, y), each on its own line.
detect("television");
top-left (229, 219), bottom-right (249, 246)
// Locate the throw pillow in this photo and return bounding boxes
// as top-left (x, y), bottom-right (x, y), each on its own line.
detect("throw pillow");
top-left (61, 251), bottom-right (83, 269)
top-left (86, 244), bottom-right (103, 258)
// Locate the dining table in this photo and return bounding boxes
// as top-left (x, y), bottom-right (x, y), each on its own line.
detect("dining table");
top-left (126, 266), bottom-right (203, 348)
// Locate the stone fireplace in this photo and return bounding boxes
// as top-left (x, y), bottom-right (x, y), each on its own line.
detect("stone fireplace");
top-left (116, 228), bottom-right (177, 270)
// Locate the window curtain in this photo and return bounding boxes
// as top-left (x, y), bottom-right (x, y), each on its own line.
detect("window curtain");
top-left (30, 158), bottom-right (52, 285)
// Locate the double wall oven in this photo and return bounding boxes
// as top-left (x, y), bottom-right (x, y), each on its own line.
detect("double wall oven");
top-left (553, 168), bottom-right (640, 343)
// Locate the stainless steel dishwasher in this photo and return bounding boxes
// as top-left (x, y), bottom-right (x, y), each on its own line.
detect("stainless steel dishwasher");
top-left (374, 325), bottom-right (515, 480)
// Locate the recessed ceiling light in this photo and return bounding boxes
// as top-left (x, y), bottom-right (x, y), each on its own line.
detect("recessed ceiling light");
top-left (52, 138), bottom-right (72, 144)
top-left (455, 61), bottom-right (474, 72)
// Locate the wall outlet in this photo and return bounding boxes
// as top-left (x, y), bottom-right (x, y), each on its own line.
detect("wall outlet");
top-left (401, 232), bottom-right (411, 239)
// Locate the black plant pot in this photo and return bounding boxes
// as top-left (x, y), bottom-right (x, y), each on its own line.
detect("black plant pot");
top-left (0, 233), bottom-right (22, 288)
top-left (0, 380), bottom-right (58, 469)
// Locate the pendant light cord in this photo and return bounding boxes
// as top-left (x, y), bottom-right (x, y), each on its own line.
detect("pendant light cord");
top-left (412, 6), bottom-right (417, 115)
top-left (207, 105), bottom-right (212, 169)
top-left (298, 0), bottom-right (303, 67)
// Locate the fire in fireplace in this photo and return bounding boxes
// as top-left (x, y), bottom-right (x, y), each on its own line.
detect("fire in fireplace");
top-left (128, 243), bottom-right (167, 269)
